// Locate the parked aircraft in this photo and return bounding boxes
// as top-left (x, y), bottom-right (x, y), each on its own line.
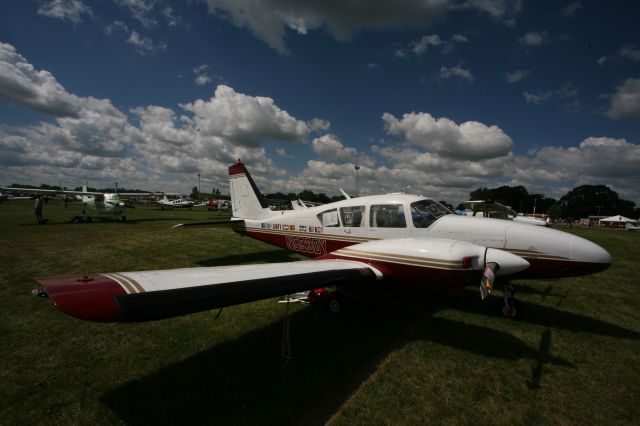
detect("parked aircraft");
top-left (0, 185), bottom-right (151, 221)
top-left (459, 200), bottom-right (548, 226)
top-left (156, 195), bottom-right (195, 209)
top-left (626, 223), bottom-right (640, 231)
top-left (207, 199), bottom-right (231, 211)
top-left (33, 161), bottom-right (611, 322)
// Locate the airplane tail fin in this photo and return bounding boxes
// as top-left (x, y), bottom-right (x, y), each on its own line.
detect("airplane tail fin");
top-left (228, 161), bottom-right (277, 220)
top-left (81, 185), bottom-right (92, 203)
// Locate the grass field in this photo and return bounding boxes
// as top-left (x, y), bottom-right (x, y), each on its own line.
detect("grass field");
top-left (1, 199), bottom-right (638, 425)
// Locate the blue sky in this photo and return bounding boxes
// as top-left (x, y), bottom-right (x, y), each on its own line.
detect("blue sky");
top-left (1, 0), bottom-right (639, 205)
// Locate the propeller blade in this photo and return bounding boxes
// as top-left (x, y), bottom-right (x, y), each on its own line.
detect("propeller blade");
top-left (480, 248), bottom-right (529, 299)
top-left (480, 262), bottom-right (497, 300)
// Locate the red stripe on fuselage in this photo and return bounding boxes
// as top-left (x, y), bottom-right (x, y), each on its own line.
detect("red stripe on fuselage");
top-left (35, 275), bottom-right (125, 322)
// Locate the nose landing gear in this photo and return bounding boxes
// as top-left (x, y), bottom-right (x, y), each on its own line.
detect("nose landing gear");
top-left (500, 284), bottom-right (521, 319)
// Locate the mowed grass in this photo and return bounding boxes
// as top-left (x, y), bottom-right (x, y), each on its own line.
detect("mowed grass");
top-left (1, 200), bottom-right (638, 425)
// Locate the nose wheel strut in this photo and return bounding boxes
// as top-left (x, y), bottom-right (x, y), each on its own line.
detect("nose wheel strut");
top-left (501, 284), bottom-right (519, 318)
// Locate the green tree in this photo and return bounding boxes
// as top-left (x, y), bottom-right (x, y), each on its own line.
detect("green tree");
top-left (558, 185), bottom-right (636, 218)
top-left (469, 186), bottom-right (556, 213)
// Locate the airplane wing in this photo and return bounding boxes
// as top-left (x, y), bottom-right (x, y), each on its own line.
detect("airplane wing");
top-left (35, 260), bottom-right (381, 322)
top-left (33, 236), bottom-right (531, 323)
top-left (0, 186), bottom-right (103, 196)
top-left (1, 187), bottom-right (157, 197)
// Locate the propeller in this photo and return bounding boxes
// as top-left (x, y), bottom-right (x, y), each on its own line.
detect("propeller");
top-left (480, 262), bottom-right (498, 300)
top-left (480, 248), bottom-right (529, 299)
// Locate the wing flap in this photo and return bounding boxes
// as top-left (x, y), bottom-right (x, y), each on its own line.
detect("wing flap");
top-left (35, 260), bottom-right (379, 322)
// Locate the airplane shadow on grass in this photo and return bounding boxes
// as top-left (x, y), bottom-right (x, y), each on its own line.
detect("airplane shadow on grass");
top-left (101, 291), bottom-right (617, 425)
top-left (449, 288), bottom-right (640, 340)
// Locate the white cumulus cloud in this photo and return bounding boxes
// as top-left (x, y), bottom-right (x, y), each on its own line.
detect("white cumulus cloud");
top-left (180, 85), bottom-right (309, 147)
top-left (311, 134), bottom-right (357, 162)
top-left (604, 78), bottom-right (640, 120)
top-left (382, 112), bottom-right (512, 161)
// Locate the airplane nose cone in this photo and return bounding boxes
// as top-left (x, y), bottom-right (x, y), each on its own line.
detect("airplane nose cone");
top-left (571, 236), bottom-right (612, 273)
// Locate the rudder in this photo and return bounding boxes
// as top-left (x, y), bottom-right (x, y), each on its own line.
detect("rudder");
top-left (228, 161), bottom-right (277, 220)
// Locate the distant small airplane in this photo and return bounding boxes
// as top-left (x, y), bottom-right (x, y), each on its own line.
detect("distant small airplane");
top-left (207, 199), bottom-right (231, 211)
top-left (626, 223), bottom-right (640, 231)
top-left (156, 195), bottom-right (195, 209)
top-left (0, 185), bottom-right (152, 221)
top-left (32, 161), bottom-right (611, 323)
top-left (458, 200), bottom-right (548, 226)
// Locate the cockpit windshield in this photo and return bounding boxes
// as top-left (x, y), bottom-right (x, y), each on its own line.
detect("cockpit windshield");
top-left (410, 200), bottom-right (451, 228)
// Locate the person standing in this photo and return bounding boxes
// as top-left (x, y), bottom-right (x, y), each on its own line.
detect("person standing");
top-left (34, 194), bottom-right (43, 224)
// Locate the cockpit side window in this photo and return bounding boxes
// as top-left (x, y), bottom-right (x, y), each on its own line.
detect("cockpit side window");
top-left (317, 208), bottom-right (340, 227)
top-left (410, 200), bottom-right (451, 228)
top-left (370, 204), bottom-right (406, 228)
top-left (340, 206), bottom-right (365, 227)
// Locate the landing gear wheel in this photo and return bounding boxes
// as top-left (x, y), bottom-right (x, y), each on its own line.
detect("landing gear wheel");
top-left (327, 292), bottom-right (344, 314)
top-left (500, 285), bottom-right (521, 319)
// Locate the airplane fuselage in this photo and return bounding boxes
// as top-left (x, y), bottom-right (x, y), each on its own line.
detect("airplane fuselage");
top-left (233, 193), bottom-right (611, 282)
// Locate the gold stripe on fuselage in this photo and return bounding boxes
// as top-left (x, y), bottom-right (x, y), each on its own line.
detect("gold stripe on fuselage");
top-left (333, 248), bottom-right (466, 270)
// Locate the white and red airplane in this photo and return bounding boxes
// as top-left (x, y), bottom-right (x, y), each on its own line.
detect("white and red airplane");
top-left (155, 195), bottom-right (195, 209)
top-left (34, 161), bottom-right (611, 321)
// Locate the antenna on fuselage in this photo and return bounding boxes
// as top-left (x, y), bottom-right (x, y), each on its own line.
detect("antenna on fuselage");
top-left (339, 188), bottom-right (351, 199)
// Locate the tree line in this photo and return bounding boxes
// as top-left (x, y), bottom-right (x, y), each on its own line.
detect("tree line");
top-left (464, 184), bottom-right (638, 219)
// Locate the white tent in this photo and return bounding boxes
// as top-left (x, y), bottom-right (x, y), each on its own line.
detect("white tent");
top-left (599, 215), bottom-right (638, 223)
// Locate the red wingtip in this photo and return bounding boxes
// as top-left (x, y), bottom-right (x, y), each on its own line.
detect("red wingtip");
top-left (228, 161), bottom-right (247, 176)
top-left (35, 275), bottom-right (126, 322)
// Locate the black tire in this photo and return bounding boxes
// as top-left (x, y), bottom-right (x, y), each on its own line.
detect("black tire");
top-left (495, 297), bottom-right (522, 319)
top-left (327, 293), bottom-right (344, 314)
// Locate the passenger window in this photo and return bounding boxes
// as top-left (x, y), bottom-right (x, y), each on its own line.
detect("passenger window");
top-left (317, 209), bottom-right (340, 227)
top-left (370, 204), bottom-right (406, 228)
top-left (340, 206), bottom-right (364, 227)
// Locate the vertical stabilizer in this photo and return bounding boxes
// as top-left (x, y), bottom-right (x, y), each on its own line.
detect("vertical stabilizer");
top-left (228, 161), bottom-right (277, 219)
top-left (81, 185), bottom-right (93, 203)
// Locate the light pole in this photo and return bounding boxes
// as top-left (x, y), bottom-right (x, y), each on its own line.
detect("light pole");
top-left (355, 165), bottom-right (360, 197)
top-left (115, 182), bottom-right (118, 193)
top-left (197, 173), bottom-right (201, 194)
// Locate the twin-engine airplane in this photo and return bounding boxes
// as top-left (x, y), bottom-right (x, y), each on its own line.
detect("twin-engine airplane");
top-left (0, 185), bottom-right (151, 221)
top-left (33, 161), bottom-right (611, 322)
